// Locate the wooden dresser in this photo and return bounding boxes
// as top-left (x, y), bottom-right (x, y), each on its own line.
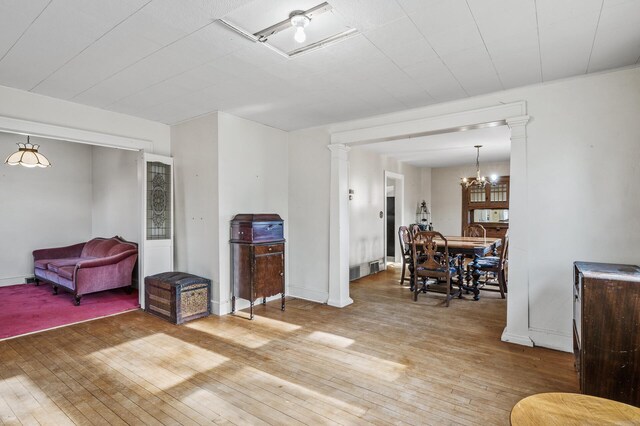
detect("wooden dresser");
top-left (573, 261), bottom-right (640, 406)
top-left (230, 214), bottom-right (285, 319)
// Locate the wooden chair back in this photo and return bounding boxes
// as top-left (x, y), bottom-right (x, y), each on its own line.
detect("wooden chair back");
top-left (464, 224), bottom-right (486, 239)
top-left (398, 226), bottom-right (411, 256)
top-left (412, 231), bottom-right (449, 276)
top-left (500, 231), bottom-right (509, 267)
top-left (397, 226), bottom-right (413, 285)
top-left (410, 224), bottom-right (421, 237)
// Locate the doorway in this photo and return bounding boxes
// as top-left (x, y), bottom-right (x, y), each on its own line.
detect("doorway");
top-left (384, 171), bottom-right (404, 268)
top-left (328, 102), bottom-right (534, 346)
top-left (386, 196), bottom-right (395, 260)
top-left (0, 115), bottom-right (173, 309)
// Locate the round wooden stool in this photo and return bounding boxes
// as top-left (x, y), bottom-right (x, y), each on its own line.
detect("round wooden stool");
top-left (511, 393), bottom-right (640, 425)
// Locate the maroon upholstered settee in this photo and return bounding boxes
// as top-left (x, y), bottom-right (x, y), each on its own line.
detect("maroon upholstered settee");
top-left (33, 236), bottom-right (138, 305)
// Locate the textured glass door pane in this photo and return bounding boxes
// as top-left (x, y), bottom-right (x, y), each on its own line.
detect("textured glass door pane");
top-left (490, 183), bottom-right (508, 202)
top-left (470, 186), bottom-right (485, 203)
top-left (147, 161), bottom-right (171, 240)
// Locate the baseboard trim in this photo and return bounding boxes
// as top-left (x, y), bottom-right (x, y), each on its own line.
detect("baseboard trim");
top-left (501, 329), bottom-right (534, 347)
top-left (288, 285), bottom-right (328, 304)
top-left (0, 276), bottom-right (29, 287)
top-left (529, 328), bottom-right (573, 353)
top-left (327, 297), bottom-right (354, 308)
top-left (211, 300), bottom-right (228, 316)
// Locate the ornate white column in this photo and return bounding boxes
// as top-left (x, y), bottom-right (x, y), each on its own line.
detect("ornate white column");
top-left (327, 143), bottom-right (353, 308)
top-left (502, 115), bottom-right (533, 346)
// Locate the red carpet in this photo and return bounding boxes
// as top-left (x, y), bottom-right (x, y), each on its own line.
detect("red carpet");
top-left (0, 282), bottom-right (139, 339)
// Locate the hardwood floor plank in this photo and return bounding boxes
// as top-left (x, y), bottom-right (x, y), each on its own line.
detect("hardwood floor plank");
top-left (0, 269), bottom-right (578, 425)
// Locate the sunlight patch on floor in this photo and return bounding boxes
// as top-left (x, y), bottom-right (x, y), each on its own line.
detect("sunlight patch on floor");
top-left (186, 321), bottom-right (272, 348)
top-left (234, 365), bottom-right (368, 416)
top-left (93, 333), bottom-right (229, 390)
top-left (298, 344), bottom-right (407, 381)
top-left (307, 331), bottom-right (355, 348)
top-left (235, 314), bottom-right (302, 332)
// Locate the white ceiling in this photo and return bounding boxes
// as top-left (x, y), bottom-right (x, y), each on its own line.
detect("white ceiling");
top-left (361, 124), bottom-right (511, 168)
top-left (0, 0), bottom-right (639, 131)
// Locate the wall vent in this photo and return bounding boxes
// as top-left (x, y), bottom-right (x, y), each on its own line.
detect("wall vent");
top-left (349, 266), bottom-right (360, 281)
top-left (350, 259), bottom-right (385, 281)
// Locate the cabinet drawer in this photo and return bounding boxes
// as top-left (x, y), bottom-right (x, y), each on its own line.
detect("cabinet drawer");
top-left (255, 244), bottom-right (284, 255)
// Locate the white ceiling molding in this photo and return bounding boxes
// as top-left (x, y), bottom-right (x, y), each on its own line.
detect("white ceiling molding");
top-left (0, 115), bottom-right (152, 151)
top-left (331, 101), bottom-right (526, 145)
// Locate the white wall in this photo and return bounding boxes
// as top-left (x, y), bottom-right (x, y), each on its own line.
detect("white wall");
top-left (0, 134), bottom-right (93, 286)
top-left (348, 146), bottom-right (426, 267)
top-left (288, 127), bottom-right (332, 302)
top-left (0, 85), bottom-right (170, 155)
top-left (217, 112), bottom-right (289, 315)
top-left (287, 66), bottom-right (640, 351)
top-left (91, 146), bottom-right (139, 243)
top-left (431, 161), bottom-right (510, 236)
top-left (171, 111), bottom-right (289, 315)
top-left (171, 112), bottom-right (219, 295)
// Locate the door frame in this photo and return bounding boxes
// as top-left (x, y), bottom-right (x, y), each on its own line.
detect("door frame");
top-left (139, 152), bottom-right (174, 308)
top-left (0, 114), bottom-right (159, 308)
top-left (383, 170), bottom-right (404, 269)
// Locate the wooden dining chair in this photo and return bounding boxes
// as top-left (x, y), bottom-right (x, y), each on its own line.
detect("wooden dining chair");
top-left (410, 223), bottom-right (421, 237)
top-left (397, 226), bottom-right (412, 285)
top-left (411, 231), bottom-right (462, 306)
top-left (464, 224), bottom-right (486, 239)
top-left (468, 231), bottom-right (509, 298)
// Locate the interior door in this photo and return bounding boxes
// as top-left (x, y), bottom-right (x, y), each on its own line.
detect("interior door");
top-left (140, 153), bottom-right (174, 307)
top-left (386, 196), bottom-right (395, 258)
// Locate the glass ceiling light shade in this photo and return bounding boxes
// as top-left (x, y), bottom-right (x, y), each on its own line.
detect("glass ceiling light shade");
top-left (290, 11), bottom-right (310, 43)
top-left (4, 136), bottom-right (51, 168)
top-left (460, 145), bottom-right (494, 188)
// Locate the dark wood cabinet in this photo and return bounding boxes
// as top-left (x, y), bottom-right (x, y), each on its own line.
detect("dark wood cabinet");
top-left (230, 214), bottom-right (285, 319)
top-left (461, 176), bottom-right (509, 240)
top-left (573, 261), bottom-right (640, 406)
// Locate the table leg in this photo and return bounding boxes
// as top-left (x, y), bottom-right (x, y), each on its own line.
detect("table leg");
top-left (250, 301), bottom-right (254, 320)
top-left (470, 256), bottom-right (481, 301)
top-left (408, 260), bottom-right (415, 292)
top-left (456, 257), bottom-right (464, 298)
top-left (462, 255), bottom-right (481, 300)
top-left (281, 293), bottom-right (285, 311)
top-left (231, 296), bottom-right (236, 313)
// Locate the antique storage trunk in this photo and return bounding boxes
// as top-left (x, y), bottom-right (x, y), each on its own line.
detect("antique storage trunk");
top-left (230, 213), bottom-right (285, 319)
top-left (145, 272), bottom-right (211, 324)
top-left (230, 213), bottom-right (284, 243)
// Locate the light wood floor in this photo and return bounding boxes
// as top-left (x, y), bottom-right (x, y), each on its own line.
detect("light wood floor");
top-left (0, 267), bottom-right (578, 425)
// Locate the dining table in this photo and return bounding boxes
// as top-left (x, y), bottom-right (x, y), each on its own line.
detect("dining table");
top-left (410, 235), bottom-right (502, 301)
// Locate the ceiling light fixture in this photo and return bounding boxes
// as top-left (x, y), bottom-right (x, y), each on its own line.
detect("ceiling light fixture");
top-left (4, 136), bottom-right (51, 168)
top-left (460, 145), bottom-right (495, 188)
top-left (290, 11), bottom-right (310, 43)
top-left (217, 2), bottom-right (359, 58)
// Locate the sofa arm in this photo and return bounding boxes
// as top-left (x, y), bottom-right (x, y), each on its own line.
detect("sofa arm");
top-left (33, 242), bottom-right (86, 261)
top-left (76, 250), bottom-right (138, 269)
top-left (75, 252), bottom-right (138, 296)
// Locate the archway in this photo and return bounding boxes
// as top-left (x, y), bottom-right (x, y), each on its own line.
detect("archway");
top-left (327, 102), bottom-right (532, 346)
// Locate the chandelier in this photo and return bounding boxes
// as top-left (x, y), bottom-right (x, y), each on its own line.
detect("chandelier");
top-left (460, 145), bottom-right (495, 188)
top-left (4, 136), bottom-right (51, 168)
